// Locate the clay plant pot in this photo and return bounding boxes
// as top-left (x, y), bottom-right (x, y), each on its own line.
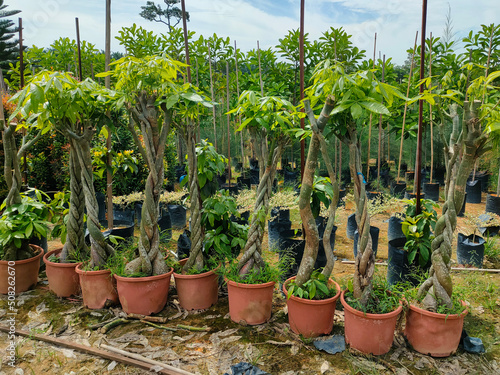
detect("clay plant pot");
top-left (173, 259), bottom-right (219, 311)
top-left (114, 267), bottom-right (174, 315)
top-left (226, 278), bottom-right (275, 325)
top-left (283, 277), bottom-right (341, 338)
top-left (405, 302), bottom-right (468, 357)
top-left (75, 264), bottom-right (119, 309)
top-left (0, 245), bottom-right (43, 294)
top-left (341, 290), bottom-right (403, 355)
top-left (44, 249), bottom-right (81, 297)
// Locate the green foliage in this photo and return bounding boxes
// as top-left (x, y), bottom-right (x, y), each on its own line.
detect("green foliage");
top-left (222, 258), bottom-right (283, 285)
top-left (106, 238), bottom-right (149, 278)
top-left (182, 140), bottom-right (227, 200)
top-left (202, 190), bottom-right (248, 261)
top-left (0, 193), bottom-right (51, 258)
top-left (310, 175), bottom-right (333, 219)
top-left (0, 0), bottom-right (21, 77)
top-left (286, 270), bottom-right (337, 300)
top-left (401, 198), bottom-right (438, 266)
top-left (345, 276), bottom-right (402, 314)
top-left (139, 0), bottom-right (189, 32)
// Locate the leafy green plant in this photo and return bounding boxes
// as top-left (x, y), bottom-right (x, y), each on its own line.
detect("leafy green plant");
top-left (202, 190), bottom-right (248, 262)
top-left (310, 176), bottom-right (333, 219)
top-left (344, 276), bottom-right (402, 314)
top-left (222, 259), bottom-right (283, 285)
top-left (401, 198), bottom-right (438, 266)
top-left (0, 193), bottom-right (51, 261)
top-left (286, 270), bottom-right (337, 300)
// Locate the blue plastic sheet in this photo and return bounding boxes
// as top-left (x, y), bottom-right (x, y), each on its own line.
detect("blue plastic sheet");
top-left (223, 362), bottom-right (270, 375)
top-left (313, 335), bottom-right (346, 354)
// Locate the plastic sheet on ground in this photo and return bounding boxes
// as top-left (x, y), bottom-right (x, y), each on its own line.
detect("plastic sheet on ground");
top-left (223, 362), bottom-right (270, 375)
top-left (313, 335), bottom-right (346, 354)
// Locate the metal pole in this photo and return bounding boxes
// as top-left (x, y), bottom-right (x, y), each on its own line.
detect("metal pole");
top-left (299, 0), bottom-right (305, 180)
top-left (75, 18), bottom-right (83, 81)
top-left (366, 33), bottom-right (377, 180)
top-left (105, 0), bottom-right (113, 230)
top-left (180, 0), bottom-right (191, 82)
top-left (207, 43), bottom-right (217, 151)
top-left (226, 61), bottom-right (231, 187)
top-left (377, 54), bottom-right (385, 186)
top-left (19, 18), bottom-right (24, 88)
top-left (415, 0), bottom-right (428, 215)
top-left (235, 41), bottom-right (244, 172)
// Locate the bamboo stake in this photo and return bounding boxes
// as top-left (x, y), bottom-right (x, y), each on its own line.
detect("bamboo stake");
top-left (235, 41), bottom-right (245, 172)
top-left (18, 18), bottom-right (27, 186)
top-left (75, 18), bottom-right (83, 81)
top-left (377, 54), bottom-right (385, 187)
top-left (195, 58), bottom-right (201, 142)
top-left (0, 326), bottom-right (191, 375)
top-left (101, 344), bottom-right (195, 375)
top-left (397, 31), bottom-right (419, 182)
top-left (366, 33), bottom-right (377, 180)
top-left (207, 43), bottom-right (217, 151)
top-left (226, 61), bottom-right (231, 186)
top-left (105, 0), bottom-right (113, 230)
top-left (257, 41), bottom-right (264, 96)
top-left (429, 32), bottom-right (434, 183)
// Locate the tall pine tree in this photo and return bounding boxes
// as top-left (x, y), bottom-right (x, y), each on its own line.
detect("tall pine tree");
top-left (0, 0), bottom-right (20, 77)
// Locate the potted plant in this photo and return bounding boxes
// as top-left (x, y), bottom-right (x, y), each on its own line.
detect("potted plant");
top-left (225, 91), bottom-right (298, 325)
top-left (267, 188), bottom-right (298, 251)
top-left (387, 198), bottom-right (438, 286)
top-left (173, 191), bottom-right (247, 311)
top-left (306, 61), bottom-right (405, 352)
top-left (456, 213), bottom-right (488, 268)
top-left (100, 54), bottom-right (210, 315)
top-left (406, 67), bottom-right (498, 355)
top-left (0, 86), bottom-right (49, 294)
top-left (159, 190), bottom-right (187, 230)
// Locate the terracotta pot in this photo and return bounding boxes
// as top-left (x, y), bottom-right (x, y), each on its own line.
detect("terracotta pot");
top-left (226, 278), bottom-right (275, 325)
top-left (0, 245), bottom-right (43, 294)
top-left (283, 277), bottom-right (341, 338)
top-left (75, 264), bottom-right (119, 309)
top-left (405, 302), bottom-right (468, 357)
top-left (341, 290), bottom-right (402, 355)
top-left (114, 268), bottom-right (173, 315)
top-left (173, 259), bottom-right (219, 311)
top-left (44, 249), bottom-right (81, 297)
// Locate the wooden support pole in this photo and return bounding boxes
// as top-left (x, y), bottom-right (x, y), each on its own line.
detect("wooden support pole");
top-left (226, 61), bottom-right (231, 186)
top-left (75, 18), bottom-right (83, 81)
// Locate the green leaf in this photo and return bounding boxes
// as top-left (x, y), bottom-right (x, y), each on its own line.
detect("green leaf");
top-left (359, 101), bottom-right (390, 115)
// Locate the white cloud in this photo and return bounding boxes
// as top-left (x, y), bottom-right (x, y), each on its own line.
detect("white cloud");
top-left (13, 0), bottom-right (500, 65)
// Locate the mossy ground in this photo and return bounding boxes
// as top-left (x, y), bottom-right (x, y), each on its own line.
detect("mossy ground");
top-left (0, 188), bottom-right (499, 374)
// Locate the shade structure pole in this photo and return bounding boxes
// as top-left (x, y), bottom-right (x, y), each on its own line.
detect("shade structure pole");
top-left (75, 18), bottom-right (83, 81)
top-left (299, 0), bottom-right (305, 180)
top-left (415, 0), bottom-right (428, 215)
top-left (105, 0), bottom-right (113, 230)
top-left (180, 0), bottom-right (191, 82)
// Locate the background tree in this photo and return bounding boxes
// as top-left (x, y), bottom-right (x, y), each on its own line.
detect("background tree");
top-left (0, 0), bottom-right (20, 77)
top-left (140, 0), bottom-right (189, 32)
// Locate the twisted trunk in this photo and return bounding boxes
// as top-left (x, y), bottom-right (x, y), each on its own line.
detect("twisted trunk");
top-left (183, 122), bottom-right (204, 272)
top-left (238, 137), bottom-right (282, 275)
top-left (125, 93), bottom-right (172, 276)
top-left (418, 101), bottom-right (489, 310)
top-left (69, 123), bottom-right (114, 269)
top-left (60, 146), bottom-right (88, 262)
top-left (347, 129), bottom-right (374, 306)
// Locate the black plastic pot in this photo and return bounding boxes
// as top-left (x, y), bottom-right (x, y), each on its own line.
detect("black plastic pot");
top-left (367, 191), bottom-right (383, 201)
top-left (135, 202), bottom-right (143, 225)
top-left (30, 235), bottom-right (48, 268)
top-left (268, 218), bottom-right (292, 251)
top-left (177, 229), bottom-right (191, 260)
top-left (158, 208), bottom-right (172, 241)
top-left (387, 216), bottom-right (405, 242)
top-left (457, 233), bottom-right (485, 268)
top-left (404, 192), bottom-right (425, 200)
top-left (471, 171), bottom-right (490, 192)
top-left (250, 169), bottom-right (259, 185)
top-left (167, 204), bottom-right (187, 229)
top-left (113, 205), bottom-right (135, 223)
top-left (405, 171), bottom-right (415, 183)
top-left (96, 191), bottom-right (106, 222)
top-left (486, 194), bottom-right (500, 216)
top-left (346, 213), bottom-right (357, 240)
top-left (337, 189), bottom-right (346, 207)
top-left (230, 210), bottom-right (250, 226)
top-left (386, 238), bottom-right (429, 287)
top-left (221, 184), bottom-right (239, 195)
top-left (284, 170), bottom-right (299, 185)
top-left (353, 226), bottom-right (380, 258)
top-left (237, 176), bottom-right (251, 190)
top-left (466, 180), bottom-right (482, 204)
top-left (477, 213), bottom-right (500, 237)
top-left (458, 194), bottom-right (466, 217)
top-left (315, 217), bottom-right (337, 250)
top-left (423, 182), bottom-right (440, 202)
top-left (270, 207), bottom-right (290, 222)
top-left (86, 219), bottom-right (135, 246)
top-left (391, 181), bottom-right (406, 198)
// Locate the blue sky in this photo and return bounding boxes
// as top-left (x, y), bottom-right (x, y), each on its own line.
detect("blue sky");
top-left (13, 0), bottom-right (499, 65)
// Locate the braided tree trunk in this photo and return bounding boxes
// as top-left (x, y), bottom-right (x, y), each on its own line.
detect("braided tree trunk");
top-left (60, 146), bottom-right (88, 262)
top-left (295, 98), bottom-right (338, 285)
top-left (238, 138), bottom-right (282, 275)
top-left (69, 124), bottom-right (114, 269)
top-left (183, 122), bottom-right (204, 272)
top-left (1, 123), bottom-right (32, 261)
top-left (125, 93), bottom-right (172, 276)
top-left (418, 100), bottom-right (488, 311)
top-left (345, 128), bottom-right (374, 306)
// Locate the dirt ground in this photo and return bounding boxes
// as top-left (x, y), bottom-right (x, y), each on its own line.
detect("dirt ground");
top-left (1, 190), bottom-right (499, 375)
